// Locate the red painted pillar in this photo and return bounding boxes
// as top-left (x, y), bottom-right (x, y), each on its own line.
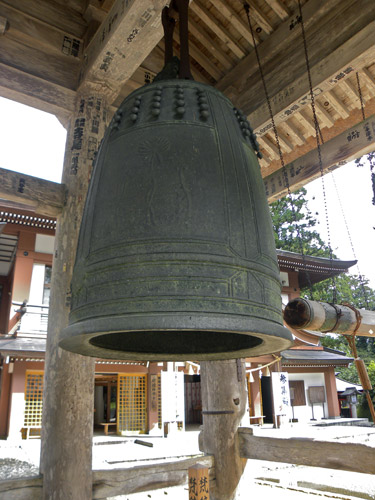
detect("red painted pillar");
top-left (324, 367), bottom-right (340, 418)
top-left (0, 361), bottom-right (12, 437)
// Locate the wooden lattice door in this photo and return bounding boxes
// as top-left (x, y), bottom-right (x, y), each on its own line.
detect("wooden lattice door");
top-left (24, 371), bottom-right (44, 433)
top-left (117, 374), bottom-right (147, 434)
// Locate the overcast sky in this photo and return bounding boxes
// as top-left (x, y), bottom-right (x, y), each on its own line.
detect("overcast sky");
top-left (1, 95), bottom-right (374, 289)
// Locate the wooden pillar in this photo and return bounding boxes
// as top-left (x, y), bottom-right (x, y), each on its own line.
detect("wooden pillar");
top-left (324, 367), bottom-right (340, 418)
top-left (199, 360), bottom-right (247, 500)
top-left (0, 361), bottom-right (12, 438)
top-left (40, 84), bottom-right (109, 499)
top-left (249, 369), bottom-right (262, 420)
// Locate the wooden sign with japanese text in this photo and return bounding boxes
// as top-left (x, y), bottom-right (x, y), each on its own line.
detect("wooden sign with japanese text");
top-left (188, 464), bottom-right (209, 500)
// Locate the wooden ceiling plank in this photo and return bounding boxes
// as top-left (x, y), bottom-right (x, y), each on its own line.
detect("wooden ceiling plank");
top-left (264, 114), bottom-right (375, 201)
top-left (188, 18), bottom-right (234, 70)
top-left (361, 67), bottom-right (375, 91)
top-left (0, 167), bottom-right (64, 217)
top-left (81, 0), bottom-right (165, 101)
top-left (296, 109), bottom-right (316, 136)
top-left (216, 0), bottom-right (341, 96)
top-left (0, 62), bottom-right (75, 118)
top-left (325, 90), bottom-right (350, 119)
top-left (277, 131), bottom-right (294, 152)
top-left (245, 1), bottom-right (274, 35)
top-left (0, 36), bottom-right (79, 90)
top-left (280, 121), bottom-right (305, 145)
top-left (190, 1), bottom-right (246, 59)
top-left (315, 100), bottom-right (335, 128)
top-left (263, 0), bottom-right (290, 21)
top-left (247, 18), bottom-right (375, 136)
top-left (259, 135), bottom-right (279, 158)
top-left (340, 78), bottom-right (362, 107)
top-left (208, 0), bottom-right (257, 44)
top-left (0, 0), bottom-right (87, 38)
top-left (0, 2), bottom-right (83, 59)
top-left (240, 0), bottom-right (375, 114)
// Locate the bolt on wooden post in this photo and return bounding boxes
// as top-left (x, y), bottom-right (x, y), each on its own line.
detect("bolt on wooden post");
top-left (188, 464), bottom-right (209, 500)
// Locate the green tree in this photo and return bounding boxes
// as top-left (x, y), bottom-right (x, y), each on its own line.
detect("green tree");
top-left (355, 151), bottom-right (375, 208)
top-left (270, 187), bottom-right (332, 257)
top-left (270, 188), bottom-right (375, 412)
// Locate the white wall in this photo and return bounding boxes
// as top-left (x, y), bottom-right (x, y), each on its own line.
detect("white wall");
top-left (288, 372), bottom-right (328, 422)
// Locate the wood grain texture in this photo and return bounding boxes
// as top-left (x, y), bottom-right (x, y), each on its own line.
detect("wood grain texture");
top-left (93, 456), bottom-right (214, 499)
top-left (40, 85), bottom-right (107, 500)
top-left (0, 456), bottom-right (214, 500)
top-left (264, 114), bottom-right (375, 201)
top-left (0, 63), bottom-right (75, 124)
top-left (0, 167), bottom-right (65, 217)
top-left (200, 360), bottom-right (247, 500)
top-left (81, 0), bottom-right (165, 98)
top-left (216, 0), bottom-right (340, 95)
top-left (238, 427), bottom-right (375, 474)
top-left (247, 16), bottom-right (375, 135)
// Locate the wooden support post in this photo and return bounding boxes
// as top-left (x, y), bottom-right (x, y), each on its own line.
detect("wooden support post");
top-left (199, 360), bottom-right (247, 500)
top-left (40, 83), bottom-right (109, 499)
top-left (188, 464), bottom-right (210, 500)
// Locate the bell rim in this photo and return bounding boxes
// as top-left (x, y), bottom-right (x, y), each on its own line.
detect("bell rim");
top-left (60, 315), bottom-right (293, 361)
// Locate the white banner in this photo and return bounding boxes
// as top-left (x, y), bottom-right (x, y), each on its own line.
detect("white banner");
top-left (272, 372), bottom-right (292, 417)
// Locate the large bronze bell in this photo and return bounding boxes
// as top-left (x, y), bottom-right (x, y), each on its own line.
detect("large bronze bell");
top-left (60, 78), bottom-right (293, 360)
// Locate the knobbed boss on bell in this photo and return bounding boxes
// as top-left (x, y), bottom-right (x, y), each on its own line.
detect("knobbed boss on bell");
top-left (60, 2), bottom-right (293, 361)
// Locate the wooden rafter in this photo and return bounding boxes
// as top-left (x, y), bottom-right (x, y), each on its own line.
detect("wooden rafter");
top-left (264, 113), bottom-right (375, 201)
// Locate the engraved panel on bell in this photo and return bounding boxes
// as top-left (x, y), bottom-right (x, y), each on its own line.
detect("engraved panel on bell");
top-left (89, 123), bottom-right (227, 256)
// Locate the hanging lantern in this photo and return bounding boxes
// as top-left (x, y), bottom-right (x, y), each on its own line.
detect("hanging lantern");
top-left (59, 78), bottom-right (293, 361)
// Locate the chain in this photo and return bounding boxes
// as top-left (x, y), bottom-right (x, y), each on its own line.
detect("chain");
top-left (243, 2), bottom-right (314, 299)
top-left (356, 72), bottom-right (366, 121)
top-left (297, 0), bottom-right (337, 303)
top-left (330, 172), bottom-right (370, 308)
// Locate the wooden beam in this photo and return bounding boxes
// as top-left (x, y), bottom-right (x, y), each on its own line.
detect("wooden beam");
top-left (263, 0), bottom-right (289, 20)
top-left (248, 17), bottom-right (375, 136)
top-left (238, 427), bottom-right (375, 474)
top-left (0, 35), bottom-right (80, 91)
top-left (325, 90), bottom-right (350, 119)
top-left (173, 31), bottom-right (223, 81)
top-left (190, 0), bottom-right (246, 59)
top-left (0, 167), bottom-right (65, 217)
top-left (189, 18), bottom-right (234, 70)
top-left (264, 114), bottom-right (375, 201)
top-left (216, 0), bottom-right (340, 96)
top-left (0, 63), bottom-right (75, 125)
top-left (1, 0), bottom-right (87, 38)
top-left (315, 101), bottom-right (335, 128)
top-left (280, 121), bottom-right (305, 146)
top-left (80, 0), bottom-right (166, 99)
top-left (0, 456), bottom-right (215, 499)
top-left (0, 2), bottom-right (83, 57)
top-left (259, 136), bottom-right (279, 159)
top-left (296, 109), bottom-right (316, 136)
top-left (361, 67), bottom-right (375, 93)
top-left (243, 1), bottom-right (274, 35)
top-left (210, 0), bottom-right (263, 43)
top-left (93, 456), bottom-right (214, 499)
